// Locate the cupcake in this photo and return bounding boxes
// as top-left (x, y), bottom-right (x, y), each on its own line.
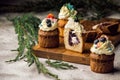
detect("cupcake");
top-left (90, 35), bottom-right (115, 73)
top-left (38, 13), bottom-right (59, 48)
top-left (58, 3), bottom-right (77, 37)
top-left (64, 17), bottom-right (86, 53)
top-left (92, 22), bottom-right (119, 35)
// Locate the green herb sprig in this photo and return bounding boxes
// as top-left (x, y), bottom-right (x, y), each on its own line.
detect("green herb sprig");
top-left (6, 14), bottom-right (77, 80)
top-left (6, 14), bottom-right (60, 80)
top-left (46, 60), bottom-right (78, 70)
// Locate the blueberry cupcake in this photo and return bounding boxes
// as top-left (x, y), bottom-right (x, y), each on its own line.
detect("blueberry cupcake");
top-left (38, 13), bottom-right (59, 48)
top-left (90, 35), bottom-right (115, 73)
top-left (64, 17), bottom-right (86, 53)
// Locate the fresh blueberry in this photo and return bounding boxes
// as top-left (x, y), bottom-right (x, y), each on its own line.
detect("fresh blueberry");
top-left (99, 37), bottom-right (106, 42)
top-left (94, 39), bottom-right (99, 44)
top-left (47, 23), bottom-right (52, 27)
top-left (46, 19), bottom-right (52, 27)
top-left (46, 19), bottom-right (51, 24)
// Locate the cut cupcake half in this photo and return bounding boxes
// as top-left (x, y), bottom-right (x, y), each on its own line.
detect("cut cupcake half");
top-left (64, 28), bottom-right (84, 53)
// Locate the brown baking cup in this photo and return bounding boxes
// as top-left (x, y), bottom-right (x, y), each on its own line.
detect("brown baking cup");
top-left (90, 53), bottom-right (115, 73)
top-left (38, 28), bottom-right (59, 48)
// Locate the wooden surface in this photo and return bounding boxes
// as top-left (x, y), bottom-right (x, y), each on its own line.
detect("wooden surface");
top-left (33, 41), bottom-right (91, 65)
top-left (33, 18), bottom-right (120, 65)
top-left (33, 33), bottom-right (120, 65)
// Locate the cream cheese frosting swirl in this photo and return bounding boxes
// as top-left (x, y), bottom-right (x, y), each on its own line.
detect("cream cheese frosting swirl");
top-left (65, 18), bottom-right (86, 35)
top-left (90, 35), bottom-right (114, 55)
top-left (39, 14), bottom-right (58, 31)
top-left (58, 3), bottom-right (77, 19)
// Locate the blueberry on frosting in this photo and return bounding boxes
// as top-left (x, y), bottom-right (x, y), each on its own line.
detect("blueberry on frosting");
top-left (46, 19), bottom-right (52, 27)
top-left (91, 35), bottom-right (115, 55)
top-left (39, 13), bottom-right (57, 31)
top-left (47, 22), bottom-right (52, 27)
top-left (46, 19), bottom-right (51, 24)
top-left (94, 39), bottom-right (99, 44)
top-left (99, 37), bottom-right (106, 42)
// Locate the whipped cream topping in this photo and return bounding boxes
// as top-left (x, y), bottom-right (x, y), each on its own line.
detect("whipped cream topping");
top-left (65, 18), bottom-right (86, 35)
top-left (90, 35), bottom-right (114, 55)
top-left (58, 3), bottom-right (77, 19)
top-left (39, 18), bottom-right (57, 31)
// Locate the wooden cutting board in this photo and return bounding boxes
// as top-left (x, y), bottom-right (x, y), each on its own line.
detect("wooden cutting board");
top-left (33, 18), bottom-right (120, 65)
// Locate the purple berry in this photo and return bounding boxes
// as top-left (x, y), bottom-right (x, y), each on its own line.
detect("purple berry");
top-left (99, 37), bottom-right (106, 42)
top-left (47, 23), bottom-right (52, 27)
top-left (46, 19), bottom-right (52, 27)
top-left (46, 19), bottom-right (51, 23)
top-left (94, 39), bottom-right (99, 44)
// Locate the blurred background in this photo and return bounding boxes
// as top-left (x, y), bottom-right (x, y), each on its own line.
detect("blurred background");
top-left (0, 0), bottom-right (120, 19)
top-left (0, 0), bottom-right (120, 12)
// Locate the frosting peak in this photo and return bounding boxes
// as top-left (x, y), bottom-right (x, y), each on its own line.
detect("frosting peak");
top-left (90, 35), bottom-right (114, 55)
top-left (39, 14), bottom-right (58, 31)
top-left (65, 18), bottom-right (86, 35)
top-left (58, 3), bottom-right (77, 19)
